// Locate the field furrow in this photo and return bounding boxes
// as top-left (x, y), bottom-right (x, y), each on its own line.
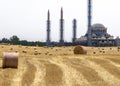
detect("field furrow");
top-left (106, 57), bottom-right (120, 65)
top-left (87, 58), bottom-right (120, 86)
top-left (45, 62), bottom-right (63, 86)
top-left (90, 58), bottom-right (120, 79)
top-left (88, 58), bottom-right (120, 86)
top-left (49, 57), bottom-right (91, 86)
top-left (2, 69), bottom-right (17, 86)
top-left (21, 59), bottom-right (37, 86)
top-left (11, 58), bottom-right (27, 86)
top-left (0, 68), bottom-right (3, 85)
top-left (30, 58), bottom-right (46, 86)
top-left (64, 58), bottom-right (108, 86)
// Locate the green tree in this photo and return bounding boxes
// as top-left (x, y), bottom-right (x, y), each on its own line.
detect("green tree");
top-left (10, 35), bottom-right (20, 44)
top-left (20, 40), bottom-right (28, 45)
top-left (1, 38), bottom-right (10, 43)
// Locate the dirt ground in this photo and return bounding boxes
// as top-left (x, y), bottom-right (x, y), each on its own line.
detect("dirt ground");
top-left (0, 45), bottom-right (120, 86)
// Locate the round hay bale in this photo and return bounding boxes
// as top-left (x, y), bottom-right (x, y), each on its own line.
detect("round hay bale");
top-left (93, 52), bottom-right (96, 54)
top-left (2, 52), bottom-right (19, 68)
top-left (74, 46), bottom-right (87, 54)
top-left (103, 51), bottom-right (105, 53)
top-left (118, 47), bottom-right (120, 49)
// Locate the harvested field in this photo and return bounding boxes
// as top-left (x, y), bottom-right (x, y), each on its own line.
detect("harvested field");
top-left (0, 45), bottom-right (120, 86)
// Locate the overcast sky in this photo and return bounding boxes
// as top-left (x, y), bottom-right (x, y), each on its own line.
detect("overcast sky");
top-left (0, 0), bottom-right (120, 42)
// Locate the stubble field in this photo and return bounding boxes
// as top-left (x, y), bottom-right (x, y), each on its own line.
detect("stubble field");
top-left (0, 44), bottom-right (120, 86)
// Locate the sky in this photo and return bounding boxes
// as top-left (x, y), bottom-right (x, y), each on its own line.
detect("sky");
top-left (0, 0), bottom-right (120, 42)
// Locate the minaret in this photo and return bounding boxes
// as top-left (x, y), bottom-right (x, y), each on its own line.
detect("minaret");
top-left (87, 0), bottom-right (92, 46)
top-left (59, 7), bottom-right (64, 46)
top-left (72, 19), bottom-right (77, 43)
top-left (46, 10), bottom-right (51, 46)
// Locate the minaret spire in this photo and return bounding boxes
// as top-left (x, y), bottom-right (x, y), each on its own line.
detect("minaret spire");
top-left (59, 7), bottom-right (64, 46)
top-left (87, 0), bottom-right (92, 46)
top-left (46, 9), bottom-right (51, 46)
top-left (61, 7), bottom-right (63, 20)
top-left (72, 19), bottom-right (77, 43)
top-left (48, 10), bottom-right (50, 20)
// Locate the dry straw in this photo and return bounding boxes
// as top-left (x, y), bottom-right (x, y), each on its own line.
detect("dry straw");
top-left (74, 46), bottom-right (87, 54)
top-left (2, 52), bottom-right (19, 68)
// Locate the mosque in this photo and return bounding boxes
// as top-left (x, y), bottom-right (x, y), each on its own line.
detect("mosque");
top-left (76, 23), bottom-right (120, 46)
top-left (76, 0), bottom-right (120, 46)
top-left (46, 0), bottom-right (120, 46)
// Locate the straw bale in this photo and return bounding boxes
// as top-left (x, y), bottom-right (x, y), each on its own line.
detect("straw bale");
top-left (2, 52), bottom-right (18, 68)
top-left (74, 46), bottom-right (87, 54)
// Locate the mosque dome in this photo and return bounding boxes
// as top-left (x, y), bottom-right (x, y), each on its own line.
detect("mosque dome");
top-left (92, 23), bottom-right (105, 28)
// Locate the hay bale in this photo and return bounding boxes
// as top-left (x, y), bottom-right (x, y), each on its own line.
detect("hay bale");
top-left (102, 48), bottom-right (104, 50)
top-left (22, 50), bottom-right (27, 53)
top-left (2, 52), bottom-right (18, 68)
top-left (49, 54), bottom-right (52, 56)
top-left (34, 52), bottom-right (38, 55)
top-left (15, 51), bottom-right (18, 53)
top-left (118, 47), bottom-right (120, 49)
top-left (103, 51), bottom-right (105, 53)
top-left (10, 48), bottom-right (13, 50)
top-left (45, 53), bottom-right (48, 55)
top-left (35, 50), bottom-right (38, 52)
top-left (110, 48), bottom-right (112, 50)
top-left (39, 53), bottom-right (41, 55)
top-left (51, 47), bottom-right (53, 49)
top-left (34, 48), bottom-right (37, 50)
top-left (93, 52), bottom-right (96, 54)
top-left (74, 46), bottom-right (87, 54)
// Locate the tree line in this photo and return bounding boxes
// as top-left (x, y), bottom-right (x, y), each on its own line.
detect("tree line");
top-left (0, 35), bottom-right (46, 46)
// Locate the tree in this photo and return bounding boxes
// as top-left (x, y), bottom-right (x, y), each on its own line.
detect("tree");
top-left (10, 35), bottom-right (20, 44)
top-left (1, 38), bottom-right (10, 43)
top-left (20, 40), bottom-right (28, 45)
